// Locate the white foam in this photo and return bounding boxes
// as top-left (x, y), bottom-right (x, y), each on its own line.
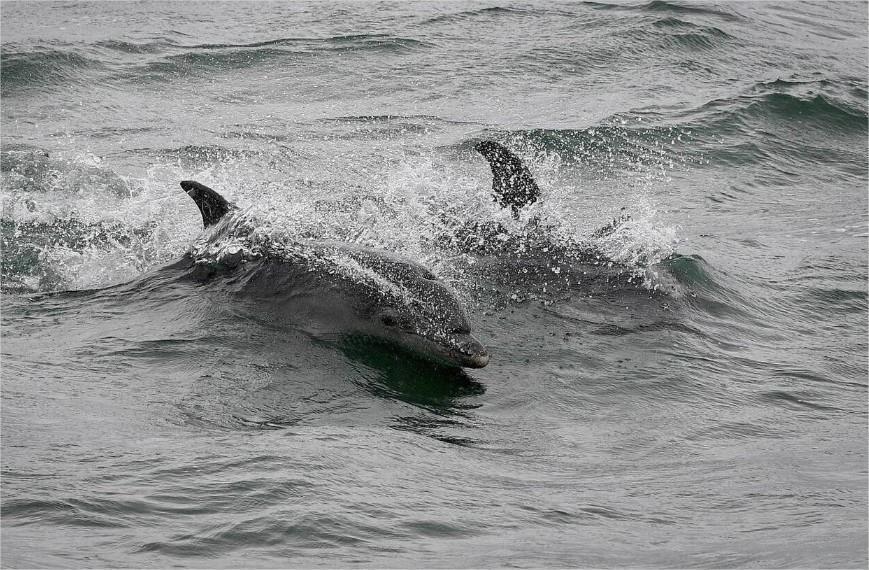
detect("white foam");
top-left (5, 136), bottom-right (683, 293)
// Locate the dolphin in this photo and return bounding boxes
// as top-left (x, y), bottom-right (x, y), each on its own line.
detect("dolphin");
top-left (179, 180), bottom-right (490, 369)
top-left (465, 140), bottom-right (669, 300)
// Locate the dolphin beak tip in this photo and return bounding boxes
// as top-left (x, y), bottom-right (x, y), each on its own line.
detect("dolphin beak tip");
top-left (464, 352), bottom-right (490, 369)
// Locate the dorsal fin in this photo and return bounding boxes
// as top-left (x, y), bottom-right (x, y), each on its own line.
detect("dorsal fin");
top-left (474, 141), bottom-right (540, 219)
top-left (180, 180), bottom-right (234, 227)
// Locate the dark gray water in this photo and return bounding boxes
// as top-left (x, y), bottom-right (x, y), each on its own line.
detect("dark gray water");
top-left (2, 1), bottom-right (867, 567)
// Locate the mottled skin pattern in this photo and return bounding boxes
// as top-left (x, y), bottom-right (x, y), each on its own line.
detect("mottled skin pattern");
top-left (322, 244), bottom-right (486, 367)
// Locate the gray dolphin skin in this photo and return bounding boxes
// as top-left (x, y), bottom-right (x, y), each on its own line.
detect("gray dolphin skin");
top-left (180, 181), bottom-right (489, 369)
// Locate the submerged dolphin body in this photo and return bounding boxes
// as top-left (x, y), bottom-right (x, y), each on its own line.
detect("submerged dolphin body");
top-left (463, 140), bottom-right (632, 260)
top-left (179, 181), bottom-right (489, 369)
top-left (466, 141), bottom-right (671, 300)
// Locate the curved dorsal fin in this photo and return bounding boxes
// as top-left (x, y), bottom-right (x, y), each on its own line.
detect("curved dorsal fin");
top-left (180, 180), bottom-right (234, 227)
top-left (474, 141), bottom-right (540, 219)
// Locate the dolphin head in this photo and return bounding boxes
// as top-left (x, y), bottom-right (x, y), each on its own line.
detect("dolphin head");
top-left (326, 245), bottom-right (490, 369)
top-left (372, 277), bottom-right (490, 369)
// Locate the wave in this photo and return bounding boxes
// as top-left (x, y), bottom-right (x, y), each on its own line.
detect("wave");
top-left (155, 144), bottom-right (264, 165)
top-left (694, 79), bottom-right (867, 128)
top-left (93, 39), bottom-right (170, 54)
top-left (745, 89), bottom-right (866, 127)
top-left (626, 18), bottom-right (737, 50)
top-left (656, 85), bottom-right (868, 168)
top-left (1, 146), bottom-right (200, 292)
top-left (420, 6), bottom-right (534, 26)
top-left (444, 79), bottom-right (856, 174)
top-left (125, 48), bottom-right (295, 80)
top-left (1, 146), bottom-right (131, 195)
top-left (686, 93), bottom-right (866, 142)
top-left (584, 0), bottom-right (742, 22)
top-left (114, 33), bottom-right (432, 83)
top-left (466, 123), bottom-right (691, 175)
top-left (0, 218), bottom-right (157, 292)
top-left (0, 49), bottom-right (104, 95)
top-left (312, 115), bottom-right (484, 142)
top-left (3, 33), bottom-right (433, 91)
top-left (325, 114), bottom-right (476, 125)
top-left (184, 34), bottom-right (433, 52)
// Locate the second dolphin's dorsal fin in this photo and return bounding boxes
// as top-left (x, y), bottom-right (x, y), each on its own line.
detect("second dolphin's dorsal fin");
top-left (474, 140), bottom-right (541, 219)
top-left (180, 180), bottom-right (234, 227)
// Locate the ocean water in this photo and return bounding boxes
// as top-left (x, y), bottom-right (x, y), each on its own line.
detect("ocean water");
top-left (1, 1), bottom-right (867, 567)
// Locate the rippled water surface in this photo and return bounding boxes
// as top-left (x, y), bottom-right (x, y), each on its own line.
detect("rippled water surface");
top-left (2, 1), bottom-right (867, 568)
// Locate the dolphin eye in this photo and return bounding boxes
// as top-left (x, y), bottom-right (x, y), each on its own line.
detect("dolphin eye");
top-left (381, 314), bottom-right (398, 327)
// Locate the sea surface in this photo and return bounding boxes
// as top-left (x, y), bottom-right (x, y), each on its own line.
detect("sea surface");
top-left (1, 1), bottom-right (867, 568)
